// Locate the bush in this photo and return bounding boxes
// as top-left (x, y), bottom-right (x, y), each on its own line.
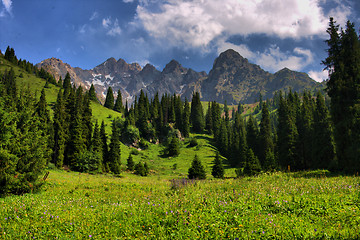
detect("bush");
top-left (188, 138), bottom-right (198, 147)
top-left (134, 162), bottom-right (147, 176)
top-left (167, 136), bottom-right (180, 157)
top-left (127, 154), bottom-right (135, 171)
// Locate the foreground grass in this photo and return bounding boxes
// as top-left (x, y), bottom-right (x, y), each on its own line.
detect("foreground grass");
top-left (0, 171), bottom-right (359, 239)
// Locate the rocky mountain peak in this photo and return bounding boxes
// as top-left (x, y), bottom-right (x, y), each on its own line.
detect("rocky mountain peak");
top-left (162, 59), bottom-right (186, 74)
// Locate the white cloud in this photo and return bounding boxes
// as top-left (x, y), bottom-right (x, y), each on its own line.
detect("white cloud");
top-left (309, 69), bottom-right (328, 82)
top-left (102, 18), bottom-right (111, 28)
top-left (1, 0), bottom-right (12, 16)
top-left (123, 0), bottom-right (135, 3)
top-left (135, 0), bottom-right (351, 49)
top-left (106, 19), bottom-right (121, 36)
top-left (102, 17), bottom-right (121, 36)
top-left (217, 40), bottom-right (314, 72)
top-left (90, 11), bottom-right (98, 21)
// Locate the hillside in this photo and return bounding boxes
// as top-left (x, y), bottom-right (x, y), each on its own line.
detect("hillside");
top-left (0, 55), bottom-right (122, 133)
top-left (37, 49), bottom-right (324, 105)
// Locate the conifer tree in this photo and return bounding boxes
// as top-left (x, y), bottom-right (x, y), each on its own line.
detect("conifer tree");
top-left (259, 103), bottom-right (275, 170)
top-left (246, 115), bottom-right (259, 156)
top-left (63, 72), bottom-right (72, 97)
top-left (88, 84), bottom-right (97, 101)
top-left (182, 98), bottom-right (190, 138)
top-left (323, 18), bottom-right (360, 173)
top-left (212, 152), bottom-right (224, 179)
top-left (188, 155), bottom-right (206, 179)
top-left (104, 87), bottom-right (115, 109)
top-left (167, 136), bottom-right (180, 157)
top-left (243, 148), bottom-right (261, 176)
top-left (108, 118), bottom-right (121, 174)
top-left (134, 162), bottom-right (147, 176)
top-left (53, 89), bottom-right (66, 168)
top-left (190, 92), bottom-right (204, 132)
top-left (312, 92), bottom-right (337, 170)
top-left (127, 154), bottom-right (135, 171)
top-left (114, 89), bottom-right (124, 113)
top-left (205, 102), bottom-right (213, 134)
top-left (100, 121), bottom-right (109, 171)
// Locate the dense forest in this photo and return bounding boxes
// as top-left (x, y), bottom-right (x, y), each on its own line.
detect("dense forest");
top-left (0, 18), bottom-right (359, 196)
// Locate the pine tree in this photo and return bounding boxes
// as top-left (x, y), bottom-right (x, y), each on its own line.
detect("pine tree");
top-left (246, 115), bottom-right (259, 156)
top-left (190, 92), bottom-right (204, 133)
top-left (63, 72), bottom-right (72, 97)
top-left (312, 92), bottom-right (337, 170)
top-left (100, 121), bottom-right (109, 171)
top-left (259, 103), bottom-right (275, 170)
top-left (212, 152), bottom-right (224, 179)
top-left (323, 19), bottom-right (360, 173)
top-left (127, 154), bottom-right (135, 171)
top-left (243, 148), bottom-right (262, 176)
top-left (182, 98), bottom-right (190, 138)
top-left (104, 87), bottom-right (115, 109)
top-left (108, 118), bottom-right (121, 174)
top-left (188, 155), bottom-right (206, 179)
top-left (205, 102), bottom-right (213, 134)
top-left (88, 84), bottom-right (97, 101)
top-left (53, 89), bottom-right (66, 168)
top-left (134, 162), bottom-right (146, 176)
top-left (114, 89), bottom-right (124, 113)
top-left (167, 136), bottom-right (180, 157)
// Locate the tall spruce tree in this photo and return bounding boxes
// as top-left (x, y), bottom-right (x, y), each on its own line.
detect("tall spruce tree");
top-left (312, 92), bottom-right (337, 170)
top-left (108, 118), bottom-right (121, 174)
top-left (190, 92), bottom-right (205, 132)
top-left (114, 89), bottom-right (124, 113)
top-left (182, 98), bottom-right (190, 138)
top-left (104, 87), bottom-right (115, 109)
top-left (259, 103), bottom-right (275, 170)
top-left (88, 84), bottom-right (97, 101)
top-left (53, 89), bottom-right (66, 168)
top-left (323, 18), bottom-right (360, 173)
top-left (100, 121), bottom-right (109, 171)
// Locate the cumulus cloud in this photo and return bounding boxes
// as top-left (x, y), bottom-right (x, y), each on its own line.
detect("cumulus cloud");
top-left (135, 0), bottom-right (350, 49)
top-left (309, 69), bottom-right (329, 82)
top-left (217, 40), bottom-right (315, 72)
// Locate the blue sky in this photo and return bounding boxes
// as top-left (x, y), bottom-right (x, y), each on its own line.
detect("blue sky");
top-left (1, 0), bottom-right (359, 82)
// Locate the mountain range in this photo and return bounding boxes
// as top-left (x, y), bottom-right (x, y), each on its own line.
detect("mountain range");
top-left (36, 49), bottom-right (324, 104)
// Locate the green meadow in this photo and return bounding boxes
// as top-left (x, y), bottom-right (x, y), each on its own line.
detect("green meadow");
top-left (0, 168), bottom-right (359, 239)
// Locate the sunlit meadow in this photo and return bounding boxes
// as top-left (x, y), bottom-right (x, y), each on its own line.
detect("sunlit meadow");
top-left (0, 170), bottom-right (359, 239)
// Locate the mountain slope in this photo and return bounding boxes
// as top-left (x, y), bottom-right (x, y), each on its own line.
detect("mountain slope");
top-left (37, 49), bottom-right (324, 104)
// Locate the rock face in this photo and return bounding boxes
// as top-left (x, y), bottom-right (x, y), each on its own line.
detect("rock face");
top-left (36, 49), bottom-right (323, 104)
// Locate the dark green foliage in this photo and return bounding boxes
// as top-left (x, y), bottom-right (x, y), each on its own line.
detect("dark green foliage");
top-left (127, 154), bottom-right (135, 171)
top-left (53, 89), bottom-right (66, 168)
top-left (100, 121), bottom-right (109, 171)
top-left (63, 72), bottom-right (72, 97)
top-left (0, 81), bottom-right (48, 196)
top-left (108, 118), bottom-right (121, 174)
top-left (188, 155), bottom-right (206, 179)
top-left (312, 92), bottom-right (337, 170)
top-left (188, 138), bottom-right (198, 147)
top-left (212, 152), bottom-right (224, 178)
top-left (104, 87), bottom-right (115, 109)
top-left (88, 84), bottom-right (97, 101)
top-left (323, 18), bottom-right (360, 173)
top-left (114, 89), bottom-right (124, 113)
top-left (182, 98), bottom-right (190, 138)
top-left (243, 148), bottom-right (261, 176)
top-left (190, 92), bottom-right (205, 133)
top-left (134, 162), bottom-right (147, 176)
top-left (167, 136), bottom-right (180, 157)
top-left (246, 115), bottom-right (259, 156)
top-left (259, 103), bottom-right (275, 170)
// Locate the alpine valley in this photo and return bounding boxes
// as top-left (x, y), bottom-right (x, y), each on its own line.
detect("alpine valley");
top-left (36, 49), bottom-right (324, 104)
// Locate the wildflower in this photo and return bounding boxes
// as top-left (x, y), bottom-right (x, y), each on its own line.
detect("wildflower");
top-left (89, 235), bottom-right (92, 238)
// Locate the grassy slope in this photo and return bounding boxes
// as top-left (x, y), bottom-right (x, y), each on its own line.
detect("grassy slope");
top-left (0, 56), bottom-right (230, 177)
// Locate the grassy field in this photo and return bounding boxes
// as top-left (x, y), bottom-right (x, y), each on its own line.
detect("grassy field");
top-left (0, 169), bottom-right (359, 239)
